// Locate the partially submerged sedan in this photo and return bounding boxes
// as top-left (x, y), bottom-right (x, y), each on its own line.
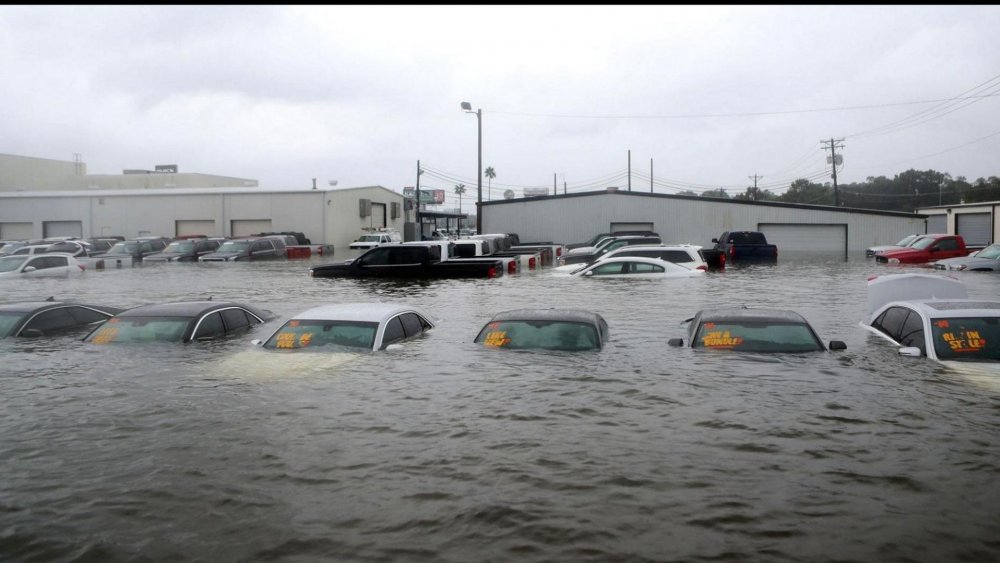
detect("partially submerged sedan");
top-left (862, 273), bottom-right (999, 373)
top-left (85, 300), bottom-right (275, 343)
top-left (255, 303), bottom-right (437, 351)
top-left (1, 300), bottom-right (123, 337)
top-left (932, 243), bottom-right (1000, 272)
top-left (669, 307), bottom-right (846, 352)
top-left (474, 308), bottom-right (609, 351)
top-left (0, 253), bottom-right (86, 279)
top-left (566, 256), bottom-right (705, 279)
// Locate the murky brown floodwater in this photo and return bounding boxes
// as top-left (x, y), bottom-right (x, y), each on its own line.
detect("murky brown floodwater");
top-left (2, 254), bottom-right (998, 562)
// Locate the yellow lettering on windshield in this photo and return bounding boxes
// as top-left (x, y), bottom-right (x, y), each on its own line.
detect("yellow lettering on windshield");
top-left (483, 330), bottom-right (511, 347)
top-left (701, 330), bottom-right (743, 348)
top-left (276, 332), bottom-right (297, 349)
top-left (940, 330), bottom-right (986, 353)
top-left (91, 326), bottom-right (118, 344)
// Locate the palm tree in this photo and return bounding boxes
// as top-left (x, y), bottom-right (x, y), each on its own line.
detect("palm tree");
top-left (454, 184), bottom-right (466, 214)
top-left (484, 167), bottom-right (496, 201)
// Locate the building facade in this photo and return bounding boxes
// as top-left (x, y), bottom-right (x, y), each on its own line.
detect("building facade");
top-left (914, 201), bottom-right (998, 248)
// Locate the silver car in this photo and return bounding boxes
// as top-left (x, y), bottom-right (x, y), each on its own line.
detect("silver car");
top-left (933, 243), bottom-right (1000, 272)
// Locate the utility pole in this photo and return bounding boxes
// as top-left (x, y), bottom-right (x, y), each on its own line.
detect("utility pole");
top-left (415, 160), bottom-right (422, 237)
top-left (650, 159), bottom-right (653, 193)
top-left (821, 138), bottom-right (845, 206)
top-left (748, 174), bottom-right (762, 201)
top-left (627, 150), bottom-right (632, 191)
top-left (553, 173), bottom-right (557, 195)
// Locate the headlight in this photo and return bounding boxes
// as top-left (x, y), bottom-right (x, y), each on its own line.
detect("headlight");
top-left (888, 258), bottom-right (900, 264)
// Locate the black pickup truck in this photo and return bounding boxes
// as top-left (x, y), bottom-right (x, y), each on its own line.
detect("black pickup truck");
top-left (703, 231), bottom-right (778, 268)
top-left (309, 244), bottom-right (505, 279)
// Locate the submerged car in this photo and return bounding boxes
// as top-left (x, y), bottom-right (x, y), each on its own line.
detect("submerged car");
top-left (932, 243), bottom-right (1000, 272)
top-left (102, 238), bottom-right (170, 263)
top-left (668, 307), bottom-right (846, 352)
top-left (145, 239), bottom-right (223, 262)
top-left (255, 303), bottom-right (437, 351)
top-left (861, 273), bottom-right (999, 372)
top-left (865, 234), bottom-right (922, 258)
top-left (1, 300), bottom-right (123, 337)
top-left (0, 253), bottom-right (86, 279)
top-left (199, 237), bottom-right (286, 262)
top-left (84, 300), bottom-right (275, 344)
top-left (566, 256), bottom-right (705, 279)
top-left (474, 308), bottom-right (610, 351)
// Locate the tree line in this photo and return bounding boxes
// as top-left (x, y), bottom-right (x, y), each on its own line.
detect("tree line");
top-left (682, 170), bottom-right (1000, 212)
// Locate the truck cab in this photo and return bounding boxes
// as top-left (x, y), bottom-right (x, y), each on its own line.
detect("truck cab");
top-left (349, 229), bottom-right (402, 251)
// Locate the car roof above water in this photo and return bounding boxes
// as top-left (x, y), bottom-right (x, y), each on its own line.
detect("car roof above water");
top-left (288, 302), bottom-right (434, 324)
top-left (486, 308), bottom-right (606, 324)
top-left (694, 307), bottom-right (810, 325)
top-left (115, 301), bottom-right (258, 318)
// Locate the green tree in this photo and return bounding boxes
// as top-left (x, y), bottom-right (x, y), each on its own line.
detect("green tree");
top-left (700, 188), bottom-right (730, 199)
top-left (780, 179), bottom-right (831, 205)
top-left (484, 167), bottom-right (496, 201)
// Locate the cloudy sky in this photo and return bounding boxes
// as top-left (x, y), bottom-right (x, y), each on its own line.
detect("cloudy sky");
top-left (3, 5), bottom-right (1000, 207)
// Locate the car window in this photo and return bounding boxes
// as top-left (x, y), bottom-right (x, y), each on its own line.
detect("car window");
top-left (898, 311), bottom-right (925, 351)
top-left (935, 239), bottom-right (958, 251)
top-left (590, 262), bottom-right (627, 275)
top-left (693, 321), bottom-right (823, 352)
top-left (23, 308), bottom-right (78, 334)
top-left (264, 319), bottom-right (378, 349)
top-left (873, 306), bottom-right (911, 341)
top-left (86, 317), bottom-right (190, 343)
top-left (221, 308), bottom-right (252, 331)
top-left (629, 261), bottom-right (664, 273)
top-left (475, 320), bottom-right (601, 351)
top-left (31, 256), bottom-right (67, 270)
top-left (193, 312), bottom-right (225, 340)
top-left (381, 316), bottom-right (406, 348)
top-left (68, 306), bottom-right (113, 325)
top-left (398, 313), bottom-right (430, 337)
top-left (930, 317), bottom-right (1000, 361)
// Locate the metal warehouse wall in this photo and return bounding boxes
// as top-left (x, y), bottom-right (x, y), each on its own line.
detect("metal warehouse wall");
top-left (482, 191), bottom-right (926, 253)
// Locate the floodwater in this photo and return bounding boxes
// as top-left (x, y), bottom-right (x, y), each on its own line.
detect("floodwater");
top-left (2, 254), bottom-right (998, 563)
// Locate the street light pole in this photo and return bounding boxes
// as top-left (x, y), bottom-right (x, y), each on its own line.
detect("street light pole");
top-left (461, 101), bottom-right (482, 234)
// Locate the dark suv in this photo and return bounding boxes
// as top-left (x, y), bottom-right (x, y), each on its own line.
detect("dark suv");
top-left (102, 238), bottom-right (170, 263)
top-left (145, 238), bottom-right (223, 262)
top-left (198, 237), bottom-right (286, 262)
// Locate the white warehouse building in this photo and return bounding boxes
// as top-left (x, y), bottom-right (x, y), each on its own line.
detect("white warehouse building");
top-left (480, 189), bottom-right (932, 259)
top-left (0, 185), bottom-right (406, 251)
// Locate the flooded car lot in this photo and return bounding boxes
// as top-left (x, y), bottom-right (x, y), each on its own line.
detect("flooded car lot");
top-left (1, 255), bottom-right (998, 562)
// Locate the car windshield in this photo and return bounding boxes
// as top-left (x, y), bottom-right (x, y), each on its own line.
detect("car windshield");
top-left (0, 256), bottom-right (29, 272)
top-left (0, 311), bottom-right (28, 337)
top-left (85, 317), bottom-right (190, 343)
top-left (974, 245), bottom-right (1000, 260)
top-left (165, 242), bottom-right (196, 253)
top-left (263, 319), bottom-right (378, 350)
top-left (896, 235), bottom-right (920, 247)
top-left (475, 320), bottom-right (600, 351)
top-left (109, 242), bottom-right (139, 254)
top-left (357, 235), bottom-right (381, 243)
top-left (692, 321), bottom-right (823, 352)
top-left (930, 316), bottom-right (1000, 361)
top-left (217, 241), bottom-right (251, 252)
top-left (909, 237), bottom-right (937, 250)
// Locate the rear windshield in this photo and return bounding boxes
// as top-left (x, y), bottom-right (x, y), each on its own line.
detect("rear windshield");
top-left (693, 321), bottom-right (823, 352)
top-left (729, 232), bottom-right (767, 245)
top-left (931, 317), bottom-right (1000, 361)
top-left (263, 319), bottom-right (378, 350)
top-left (475, 320), bottom-right (601, 351)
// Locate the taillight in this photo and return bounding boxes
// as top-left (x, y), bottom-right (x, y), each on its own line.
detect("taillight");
top-left (528, 256), bottom-right (536, 269)
top-left (696, 264), bottom-right (707, 271)
top-left (487, 266), bottom-right (498, 278)
top-left (556, 247), bottom-right (563, 257)
top-left (78, 264), bottom-right (86, 271)
top-left (507, 260), bottom-right (517, 274)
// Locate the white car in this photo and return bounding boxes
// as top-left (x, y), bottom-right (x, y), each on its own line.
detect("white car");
top-left (349, 230), bottom-right (402, 251)
top-left (861, 273), bottom-right (1000, 375)
top-left (0, 253), bottom-right (86, 278)
top-left (553, 243), bottom-right (708, 273)
top-left (255, 303), bottom-right (437, 351)
top-left (566, 256), bottom-right (705, 279)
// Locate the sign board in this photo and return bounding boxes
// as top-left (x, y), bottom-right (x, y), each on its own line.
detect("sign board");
top-left (155, 164), bottom-right (178, 173)
top-left (523, 187), bottom-right (550, 197)
top-left (403, 187), bottom-right (446, 204)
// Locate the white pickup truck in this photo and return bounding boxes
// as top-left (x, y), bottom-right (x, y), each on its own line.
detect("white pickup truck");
top-left (349, 229), bottom-right (402, 251)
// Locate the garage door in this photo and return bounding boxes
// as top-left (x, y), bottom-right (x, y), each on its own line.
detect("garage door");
top-left (926, 214), bottom-right (947, 234)
top-left (176, 220), bottom-right (217, 237)
top-left (1, 222), bottom-right (33, 240)
top-left (759, 223), bottom-right (847, 258)
top-left (955, 212), bottom-right (992, 246)
top-left (610, 222), bottom-right (655, 233)
top-left (43, 220), bottom-right (83, 238)
top-left (231, 219), bottom-right (272, 237)
top-left (367, 203), bottom-right (387, 229)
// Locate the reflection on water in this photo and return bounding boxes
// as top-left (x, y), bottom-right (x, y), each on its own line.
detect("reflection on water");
top-left (1, 257), bottom-right (998, 562)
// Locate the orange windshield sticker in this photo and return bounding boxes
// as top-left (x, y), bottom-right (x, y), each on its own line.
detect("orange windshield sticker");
top-left (299, 332), bottom-right (313, 347)
top-left (276, 332), bottom-right (297, 349)
top-left (91, 327), bottom-right (118, 344)
top-left (483, 330), bottom-right (511, 347)
top-left (701, 330), bottom-right (743, 348)
top-left (934, 320), bottom-right (950, 328)
top-left (288, 320), bottom-right (300, 327)
top-left (704, 322), bottom-right (716, 329)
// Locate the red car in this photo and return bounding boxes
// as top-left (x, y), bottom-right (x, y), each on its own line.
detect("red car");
top-left (876, 234), bottom-right (970, 264)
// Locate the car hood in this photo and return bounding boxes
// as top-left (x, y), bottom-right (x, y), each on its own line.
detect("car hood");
top-left (879, 247), bottom-right (925, 258)
top-left (202, 252), bottom-right (244, 259)
top-left (935, 256), bottom-right (993, 267)
top-left (867, 244), bottom-right (904, 253)
top-left (146, 252), bottom-right (190, 260)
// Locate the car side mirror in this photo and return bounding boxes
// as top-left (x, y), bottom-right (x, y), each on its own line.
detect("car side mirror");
top-left (583, 271), bottom-right (593, 276)
top-left (22, 266), bottom-right (36, 273)
top-left (668, 338), bottom-right (684, 347)
top-left (898, 346), bottom-right (923, 357)
top-left (251, 339), bottom-right (263, 346)
top-left (20, 328), bottom-right (44, 338)
top-left (711, 238), bottom-right (719, 243)
top-left (828, 340), bottom-right (847, 350)
top-left (385, 343), bottom-right (404, 352)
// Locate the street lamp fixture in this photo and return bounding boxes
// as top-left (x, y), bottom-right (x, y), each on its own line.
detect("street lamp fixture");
top-left (461, 101), bottom-right (482, 234)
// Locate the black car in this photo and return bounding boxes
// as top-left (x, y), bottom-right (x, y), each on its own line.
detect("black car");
top-left (0, 300), bottom-right (124, 338)
top-left (85, 237), bottom-right (124, 257)
top-left (84, 300), bottom-right (276, 344)
top-left (199, 237), bottom-right (287, 262)
top-left (668, 307), bottom-right (845, 353)
top-left (145, 239), bottom-right (223, 262)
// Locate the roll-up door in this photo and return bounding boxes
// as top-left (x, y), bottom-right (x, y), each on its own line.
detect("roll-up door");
top-left (926, 214), bottom-right (947, 234)
top-left (759, 223), bottom-right (847, 258)
top-left (231, 219), bottom-right (272, 237)
top-left (176, 220), bottom-right (217, 237)
top-left (955, 212), bottom-right (992, 246)
top-left (1, 222), bottom-right (33, 240)
top-left (369, 203), bottom-right (387, 229)
top-left (43, 221), bottom-right (83, 238)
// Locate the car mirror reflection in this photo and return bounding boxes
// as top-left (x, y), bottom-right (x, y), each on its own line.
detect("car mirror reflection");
top-left (898, 346), bottom-right (923, 357)
top-left (828, 340), bottom-right (847, 350)
top-left (667, 338), bottom-right (684, 347)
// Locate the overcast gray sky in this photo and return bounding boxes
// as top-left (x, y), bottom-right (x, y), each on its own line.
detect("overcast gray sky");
top-left (3, 5), bottom-right (1000, 207)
